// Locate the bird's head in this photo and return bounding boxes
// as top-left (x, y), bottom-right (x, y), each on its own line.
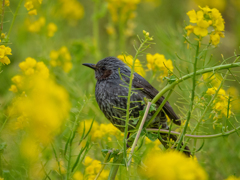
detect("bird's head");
top-left (82, 57), bottom-right (129, 81)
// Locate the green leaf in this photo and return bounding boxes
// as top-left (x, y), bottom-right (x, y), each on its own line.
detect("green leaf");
top-left (131, 117), bottom-right (139, 125)
top-left (163, 75), bottom-right (177, 84)
top-left (146, 132), bottom-right (158, 141)
top-left (149, 103), bottom-right (156, 113)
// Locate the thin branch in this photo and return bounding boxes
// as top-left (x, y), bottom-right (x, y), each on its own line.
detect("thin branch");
top-left (147, 127), bottom-right (240, 139)
top-left (127, 102), bottom-right (151, 167)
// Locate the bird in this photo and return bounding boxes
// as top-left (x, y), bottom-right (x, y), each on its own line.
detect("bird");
top-left (83, 56), bottom-right (190, 156)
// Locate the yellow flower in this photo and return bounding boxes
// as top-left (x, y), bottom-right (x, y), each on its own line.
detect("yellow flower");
top-left (28, 9), bottom-right (37, 15)
top-left (186, 6), bottom-right (225, 45)
top-left (58, 0), bottom-right (84, 25)
top-left (117, 55), bottom-right (146, 77)
top-left (0, 56), bottom-right (10, 65)
top-left (49, 46), bottom-right (72, 73)
top-left (146, 53), bottom-right (174, 80)
top-left (202, 72), bottom-right (222, 87)
top-left (47, 23), bottom-right (58, 37)
top-left (141, 150), bottom-right (208, 180)
top-left (9, 60), bottom-right (70, 144)
top-left (11, 75), bottom-right (23, 91)
top-left (193, 19), bottom-right (209, 37)
top-left (187, 10), bottom-right (203, 23)
top-left (225, 175), bottom-right (240, 180)
top-left (24, 1), bottom-right (34, 11)
top-left (20, 137), bottom-right (40, 161)
top-left (0, 45), bottom-right (12, 65)
top-left (73, 171), bottom-right (83, 180)
top-left (206, 87), bottom-right (216, 95)
top-left (9, 85), bottom-right (18, 93)
top-left (27, 17), bottom-right (45, 33)
top-left (185, 25), bottom-right (194, 36)
top-left (106, 25), bottom-right (116, 35)
top-left (1, 33), bottom-right (5, 39)
top-left (84, 156), bottom-right (93, 166)
top-left (210, 31), bottom-right (224, 46)
top-left (5, 0), bottom-right (10, 6)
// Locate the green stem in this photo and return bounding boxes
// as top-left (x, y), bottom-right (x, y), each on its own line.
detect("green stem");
top-left (146, 89), bottom-right (173, 127)
top-left (118, 8), bottom-right (125, 52)
top-left (127, 102), bottom-right (151, 167)
top-left (181, 56), bottom-right (240, 150)
top-left (93, 0), bottom-right (100, 61)
top-left (182, 69), bottom-right (230, 150)
top-left (1, 0), bottom-right (5, 34)
top-left (0, 117), bottom-right (9, 134)
top-left (108, 153), bottom-right (123, 180)
top-left (123, 38), bottom-right (148, 164)
top-left (151, 61), bottom-right (240, 105)
top-left (146, 127), bottom-right (240, 139)
top-left (65, 142), bottom-right (72, 180)
top-left (7, 0), bottom-right (24, 41)
top-left (176, 43), bottom-right (199, 150)
top-left (51, 143), bottom-right (63, 179)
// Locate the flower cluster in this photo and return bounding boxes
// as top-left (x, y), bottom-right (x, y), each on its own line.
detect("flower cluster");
top-left (186, 6), bottom-right (225, 46)
top-left (57, 0), bottom-right (84, 25)
top-left (0, 45), bottom-right (12, 65)
top-left (141, 150), bottom-right (208, 180)
top-left (47, 23), bottom-right (58, 37)
top-left (27, 17), bottom-right (45, 33)
top-left (8, 58), bottom-right (70, 145)
top-left (9, 57), bottom-right (49, 93)
top-left (146, 53), bottom-right (174, 80)
top-left (84, 156), bottom-right (109, 180)
top-left (24, 0), bottom-right (41, 15)
top-left (225, 175), bottom-right (240, 180)
top-left (78, 119), bottom-right (122, 142)
top-left (206, 87), bottom-right (231, 118)
top-left (106, 0), bottom-right (140, 37)
top-left (50, 46), bottom-right (72, 73)
top-left (117, 55), bottom-right (146, 77)
top-left (73, 171), bottom-right (84, 180)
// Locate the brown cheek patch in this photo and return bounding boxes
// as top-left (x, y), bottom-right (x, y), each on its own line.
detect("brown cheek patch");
top-left (102, 70), bottom-right (112, 79)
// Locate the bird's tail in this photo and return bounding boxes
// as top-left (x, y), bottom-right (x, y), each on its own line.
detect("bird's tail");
top-left (158, 132), bottom-right (191, 157)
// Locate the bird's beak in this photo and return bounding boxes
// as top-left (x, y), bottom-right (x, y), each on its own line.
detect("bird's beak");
top-left (82, 63), bottom-right (96, 70)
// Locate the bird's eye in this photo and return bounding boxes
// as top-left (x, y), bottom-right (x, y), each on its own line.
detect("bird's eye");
top-left (101, 67), bottom-right (106, 71)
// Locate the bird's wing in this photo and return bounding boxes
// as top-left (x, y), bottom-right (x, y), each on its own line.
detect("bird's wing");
top-left (129, 73), bottom-right (181, 125)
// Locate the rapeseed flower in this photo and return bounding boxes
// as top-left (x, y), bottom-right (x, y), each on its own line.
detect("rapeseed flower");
top-left (225, 175), bottom-right (240, 180)
top-left (193, 0), bottom-right (226, 12)
top-left (186, 6), bottom-right (225, 46)
top-left (227, 87), bottom-right (240, 111)
top-left (83, 156), bottom-right (109, 180)
top-left (9, 57), bottom-right (49, 93)
top-left (28, 9), bottom-right (37, 15)
top-left (24, 0), bottom-right (39, 16)
top-left (5, 0), bottom-right (10, 6)
top-left (146, 53), bottom-right (174, 80)
top-left (47, 23), bottom-right (58, 37)
top-left (24, 1), bottom-right (34, 11)
top-left (73, 171), bottom-right (84, 180)
top-left (78, 120), bottom-right (122, 141)
top-left (141, 150), bottom-right (208, 180)
top-left (57, 0), bottom-right (84, 25)
top-left (27, 17), bottom-right (45, 33)
top-left (0, 45), bottom-right (12, 65)
top-left (117, 54), bottom-right (146, 77)
top-left (50, 46), bottom-right (72, 73)
top-left (9, 59), bottom-right (70, 144)
top-left (206, 87), bottom-right (231, 118)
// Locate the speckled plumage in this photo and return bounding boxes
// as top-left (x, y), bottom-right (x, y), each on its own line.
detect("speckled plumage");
top-left (83, 56), bottom-right (190, 156)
